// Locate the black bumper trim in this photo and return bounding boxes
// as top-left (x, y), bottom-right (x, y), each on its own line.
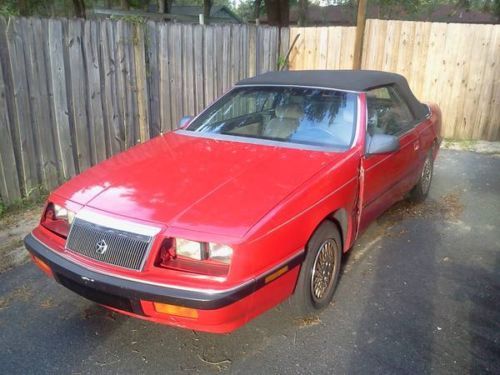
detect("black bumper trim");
top-left (24, 234), bottom-right (304, 310)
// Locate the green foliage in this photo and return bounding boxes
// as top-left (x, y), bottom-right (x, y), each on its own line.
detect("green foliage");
top-left (235, 0), bottom-right (266, 20)
top-left (277, 54), bottom-right (287, 70)
top-left (0, 187), bottom-right (48, 220)
top-left (0, 1), bottom-right (19, 17)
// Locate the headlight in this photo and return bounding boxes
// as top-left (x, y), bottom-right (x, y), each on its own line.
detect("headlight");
top-left (53, 204), bottom-right (76, 225)
top-left (156, 238), bottom-right (233, 276)
top-left (176, 238), bottom-right (204, 260)
top-left (41, 203), bottom-right (75, 238)
top-left (208, 243), bottom-right (233, 264)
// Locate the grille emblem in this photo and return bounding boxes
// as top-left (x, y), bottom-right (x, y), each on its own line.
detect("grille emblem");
top-left (95, 239), bottom-right (108, 255)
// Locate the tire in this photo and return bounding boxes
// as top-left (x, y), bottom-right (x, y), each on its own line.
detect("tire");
top-left (290, 221), bottom-right (342, 316)
top-left (410, 150), bottom-right (434, 203)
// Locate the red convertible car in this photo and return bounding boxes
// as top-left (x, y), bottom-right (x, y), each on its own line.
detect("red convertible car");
top-left (24, 70), bottom-right (441, 333)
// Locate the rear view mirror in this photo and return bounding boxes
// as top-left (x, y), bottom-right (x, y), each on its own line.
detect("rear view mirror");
top-left (178, 116), bottom-right (193, 129)
top-left (366, 134), bottom-right (399, 155)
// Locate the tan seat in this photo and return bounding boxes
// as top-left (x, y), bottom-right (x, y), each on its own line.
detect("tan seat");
top-left (264, 104), bottom-right (303, 139)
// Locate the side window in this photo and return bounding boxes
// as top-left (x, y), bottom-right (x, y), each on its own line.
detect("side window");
top-left (367, 86), bottom-right (415, 136)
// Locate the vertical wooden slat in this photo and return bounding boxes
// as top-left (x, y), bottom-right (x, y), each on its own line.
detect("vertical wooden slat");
top-left (473, 25), bottom-right (498, 140)
top-left (0, 48), bottom-right (21, 203)
top-left (84, 20), bottom-right (106, 163)
top-left (203, 25), bottom-right (216, 106)
top-left (193, 24), bottom-right (204, 112)
top-left (100, 19), bottom-right (121, 155)
top-left (48, 19), bottom-right (75, 180)
top-left (67, 19), bottom-right (91, 171)
top-left (170, 24), bottom-right (184, 128)
top-left (0, 19), bottom-right (21, 202)
top-left (221, 25), bottom-right (231, 90)
top-left (133, 23), bottom-right (149, 143)
top-left (146, 21), bottom-right (160, 137)
top-left (449, 24), bottom-right (476, 139)
top-left (409, 21), bottom-right (431, 98)
top-left (261, 27), bottom-right (271, 73)
top-left (485, 26), bottom-right (500, 141)
top-left (247, 25), bottom-right (257, 76)
top-left (316, 27), bottom-right (328, 69)
top-left (26, 18), bottom-right (59, 189)
top-left (182, 24), bottom-right (195, 116)
top-left (114, 20), bottom-right (128, 150)
top-left (158, 23), bottom-right (172, 133)
top-left (6, 18), bottom-right (38, 195)
top-left (123, 22), bottom-right (138, 147)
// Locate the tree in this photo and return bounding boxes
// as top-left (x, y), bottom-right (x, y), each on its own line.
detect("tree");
top-left (264, 0), bottom-right (290, 26)
top-left (254, 0), bottom-right (263, 19)
top-left (72, 0), bottom-right (86, 18)
top-left (158, 0), bottom-right (173, 13)
top-left (203, 0), bottom-right (213, 22)
top-left (297, 0), bottom-right (308, 25)
top-left (18, 0), bottom-right (30, 16)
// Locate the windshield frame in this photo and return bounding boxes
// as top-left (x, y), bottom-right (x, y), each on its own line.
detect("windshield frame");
top-left (177, 84), bottom-right (362, 152)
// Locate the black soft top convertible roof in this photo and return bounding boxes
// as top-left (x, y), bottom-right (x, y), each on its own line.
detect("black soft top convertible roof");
top-left (236, 70), bottom-right (429, 119)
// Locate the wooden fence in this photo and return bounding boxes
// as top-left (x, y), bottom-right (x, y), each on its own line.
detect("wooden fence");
top-left (0, 16), bottom-right (499, 206)
top-left (0, 17), bottom-right (287, 204)
top-left (288, 20), bottom-right (500, 141)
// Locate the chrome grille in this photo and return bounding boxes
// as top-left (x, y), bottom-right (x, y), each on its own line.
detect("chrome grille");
top-left (66, 218), bottom-right (153, 271)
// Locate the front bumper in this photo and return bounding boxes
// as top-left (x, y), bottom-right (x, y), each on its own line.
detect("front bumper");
top-left (24, 233), bottom-right (303, 333)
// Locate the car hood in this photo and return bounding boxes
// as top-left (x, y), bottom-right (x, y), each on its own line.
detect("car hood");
top-left (54, 132), bottom-right (344, 238)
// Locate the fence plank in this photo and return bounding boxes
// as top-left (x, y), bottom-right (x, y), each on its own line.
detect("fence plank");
top-left (133, 23), bottom-right (150, 142)
top-left (0, 52), bottom-right (21, 204)
top-left (48, 19), bottom-right (75, 180)
top-left (204, 26), bottom-right (216, 106)
top-left (146, 21), bottom-right (160, 137)
top-left (122, 22), bottom-right (138, 148)
top-left (485, 27), bottom-right (500, 141)
top-left (100, 20), bottom-right (121, 155)
top-left (24, 18), bottom-right (59, 190)
top-left (193, 24), bottom-right (204, 112)
top-left (67, 19), bottom-right (91, 171)
top-left (6, 18), bottom-right (39, 195)
top-left (474, 25), bottom-right (498, 140)
top-left (84, 20), bottom-right (106, 163)
top-left (158, 23), bottom-right (172, 133)
top-left (170, 24), bottom-right (184, 129)
top-left (182, 24), bottom-right (195, 116)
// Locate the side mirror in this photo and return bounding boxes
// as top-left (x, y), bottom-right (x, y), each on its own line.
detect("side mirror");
top-left (178, 115), bottom-right (193, 129)
top-left (366, 134), bottom-right (400, 155)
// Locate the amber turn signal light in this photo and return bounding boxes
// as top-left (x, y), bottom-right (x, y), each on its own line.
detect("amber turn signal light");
top-left (31, 255), bottom-right (53, 277)
top-left (153, 302), bottom-right (199, 319)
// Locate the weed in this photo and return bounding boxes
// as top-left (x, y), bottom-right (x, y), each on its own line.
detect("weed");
top-left (0, 188), bottom-right (48, 220)
top-left (277, 55), bottom-right (288, 71)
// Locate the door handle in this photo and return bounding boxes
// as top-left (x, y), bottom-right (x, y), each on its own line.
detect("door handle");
top-left (414, 141), bottom-right (420, 151)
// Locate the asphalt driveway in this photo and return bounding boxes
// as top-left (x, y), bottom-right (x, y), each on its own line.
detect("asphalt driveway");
top-left (0, 149), bottom-right (499, 374)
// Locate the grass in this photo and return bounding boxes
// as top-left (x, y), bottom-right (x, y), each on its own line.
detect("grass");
top-left (443, 138), bottom-right (478, 151)
top-left (0, 189), bottom-right (48, 221)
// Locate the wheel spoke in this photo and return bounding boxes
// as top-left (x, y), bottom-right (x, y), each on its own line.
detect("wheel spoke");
top-left (310, 239), bottom-right (337, 302)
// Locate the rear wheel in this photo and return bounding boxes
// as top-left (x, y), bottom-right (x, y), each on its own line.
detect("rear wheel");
top-left (290, 221), bottom-right (342, 315)
top-left (410, 150), bottom-right (434, 203)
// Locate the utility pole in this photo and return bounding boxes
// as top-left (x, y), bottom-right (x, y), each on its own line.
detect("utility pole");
top-left (353, 0), bottom-right (367, 70)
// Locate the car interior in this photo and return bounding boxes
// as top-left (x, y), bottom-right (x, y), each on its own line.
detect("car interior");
top-left (189, 88), bottom-right (358, 148)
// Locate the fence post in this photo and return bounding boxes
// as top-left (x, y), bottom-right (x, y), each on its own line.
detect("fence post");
top-left (353, 0), bottom-right (367, 70)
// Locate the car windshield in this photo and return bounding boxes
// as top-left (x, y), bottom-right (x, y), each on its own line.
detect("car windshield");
top-left (185, 86), bottom-right (358, 149)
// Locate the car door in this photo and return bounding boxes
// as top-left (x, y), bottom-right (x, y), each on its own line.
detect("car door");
top-left (359, 85), bottom-right (420, 232)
